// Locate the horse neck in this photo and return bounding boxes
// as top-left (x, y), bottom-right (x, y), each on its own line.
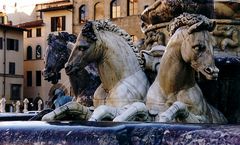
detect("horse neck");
top-left (158, 40), bottom-right (196, 96)
top-left (97, 32), bottom-right (141, 90)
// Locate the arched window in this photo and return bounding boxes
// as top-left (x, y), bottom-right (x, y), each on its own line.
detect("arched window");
top-left (110, 0), bottom-right (121, 19)
top-left (27, 46), bottom-right (32, 60)
top-left (144, 5), bottom-right (148, 10)
top-left (79, 5), bottom-right (86, 23)
top-left (128, 0), bottom-right (138, 16)
top-left (94, 2), bottom-right (104, 20)
top-left (131, 35), bottom-right (138, 42)
top-left (36, 45), bottom-right (42, 59)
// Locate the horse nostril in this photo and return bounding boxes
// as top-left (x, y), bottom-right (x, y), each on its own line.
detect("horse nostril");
top-left (215, 67), bottom-right (219, 73)
top-left (204, 67), bottom-right (213, 74)
top-left (65, 64), bottom-right (72, 72)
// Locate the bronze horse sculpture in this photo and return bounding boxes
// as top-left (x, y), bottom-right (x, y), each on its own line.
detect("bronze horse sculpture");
top-left (42, 32), bottom-right (76, 84)
top-left (42, 32), bottom-right (100, 106)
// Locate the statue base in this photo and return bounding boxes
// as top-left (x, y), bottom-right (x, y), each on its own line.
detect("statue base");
top-left (0, 121), bottom-right (239, 144)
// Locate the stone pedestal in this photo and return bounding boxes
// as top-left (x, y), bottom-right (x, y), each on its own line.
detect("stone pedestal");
top-left (0, 121), bottom-right (239, 144)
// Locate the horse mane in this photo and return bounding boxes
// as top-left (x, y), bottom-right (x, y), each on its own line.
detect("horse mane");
top-left (47, 32), bottom-right (77, 51)
top-left (168, 13), bottom-right (215, 36)
top-left (47, 32), bottom-right (76, 44)
top-left (82, 20), bottom-right (145, 68)
top-left (45, 32), bottom-right (77, 72)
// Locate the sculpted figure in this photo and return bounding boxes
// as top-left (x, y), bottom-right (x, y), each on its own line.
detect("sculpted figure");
top-left (52, 89), bottom-right (72, 109)
top-left (41, 12), bottom-right (227, 123)
top-left (16, 101), bottom-right (21, 113)
top-left (213, 25), bottom-right (240, 50)
top-left (37, 100), bottom-right (43, 111)
top-left (140, 0), bottom-right (213, 32)
top-left (42, 32), bottom-right (77, 84)
top-left (43, 20), bottom-right (150, 121)
top-left (145, 13), bottom-right (227, 123)
top-left (141, 45), bottom-right (164, 73)
top-left (114, 13), bottom-right (227, 123)
top-left (144, 31), bottom-right (166, 51)
top-left (42, 32), bottom-right (100, 107)
top-left (0, 97), bottom-right (6, 113)
top-left (23, 98), bottom-right (29, 113)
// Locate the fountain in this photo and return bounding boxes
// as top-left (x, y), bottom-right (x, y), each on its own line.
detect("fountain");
top-left (0, 0), bottom-right (239, 144)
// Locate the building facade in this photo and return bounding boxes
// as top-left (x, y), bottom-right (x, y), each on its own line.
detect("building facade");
top-left (0, 22), bottom-right (25, 110)
top-left (73, 0), bottom-right (156, 41)
top-left (18, 20), bottom-right (48, 106)
top-left (20, 0), bottom-right (73, 107)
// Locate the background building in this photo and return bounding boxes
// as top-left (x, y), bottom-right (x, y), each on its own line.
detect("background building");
top-left (18, 20), bottom-right (48, 108)
top-left (1, 0), bottom-right (74, 109)
top-left (73, 0), bottom-right (156, 41)
top-left (20, 0), bottom-right (73, 108)
top-left (0, 14), bottom-right (25, 111)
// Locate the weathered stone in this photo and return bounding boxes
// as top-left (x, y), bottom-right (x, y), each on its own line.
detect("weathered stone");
top-left (0, 121), bottom-right (239, 145)
top-left (141, 0), bottom-right (214, 32)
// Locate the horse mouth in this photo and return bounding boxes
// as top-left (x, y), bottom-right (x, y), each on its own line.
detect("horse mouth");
top-left (43, 72), bottom-right (54, 79)
top-left (42, 71), bottom-right (60, 84)
top-left (199, 66), bottom-right (219, 80)
top-left (65, 64), bottom-right (79, 75)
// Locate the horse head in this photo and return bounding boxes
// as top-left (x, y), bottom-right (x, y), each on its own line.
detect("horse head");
top-left (170, 13), bottom-right (219, 80)
top-left (65, 21), bottom-right (99, 75)
top-left (42, 32), bottom-right (76, 84)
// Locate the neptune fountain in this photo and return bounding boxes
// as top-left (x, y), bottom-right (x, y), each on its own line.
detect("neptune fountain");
top-left (42, 0), bottom-right (229, 124)
top-left (0, 0), bottom-right (239, 144)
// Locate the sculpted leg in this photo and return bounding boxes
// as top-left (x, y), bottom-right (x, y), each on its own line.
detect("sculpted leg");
top-left (93, 84), bottom-right (108, 107)
top-left (113, 102), bottom-right (148, 122)
top-left (146, 81), bottom-right (168, 121)
top-left (88, 105), bottom-right (119, 121)
top-left (220, 38), bottom-right (238, 50)
top-left (159, 101), bottom-right (207, 123)
top-left (159, 101), bottom-right (187, 122)
top-left (42, 102), bottom-right (92, 121)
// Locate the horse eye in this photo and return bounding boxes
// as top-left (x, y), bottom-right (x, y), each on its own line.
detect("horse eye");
top-left (199, 45), bottom-right (206, 51)
top-left (78, 45), bottom-right (88, 51)
top-left (193, 44), bottom-right (205, 51)
top-left (193, 46), bottom-right (199, 51)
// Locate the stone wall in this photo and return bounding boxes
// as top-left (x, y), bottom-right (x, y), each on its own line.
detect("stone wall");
top-left (72, 0), bottom-right (156, 41)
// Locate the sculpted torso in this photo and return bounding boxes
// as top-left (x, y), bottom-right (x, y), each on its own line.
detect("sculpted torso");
top-left (146, 13), bottom-right (227, 123)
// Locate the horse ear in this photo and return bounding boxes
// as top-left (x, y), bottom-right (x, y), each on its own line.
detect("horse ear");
top-left (82, 21), bottom-right (97, 41)
top-left (67, 42), bottom-right (75, 50)
top-left (188, 21), bottom-right (203, 34)
top-left (208, 21), bottom-right (216, 32)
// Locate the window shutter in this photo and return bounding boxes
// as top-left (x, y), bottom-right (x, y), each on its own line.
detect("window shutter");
top-left (51, 17), bottom-right (55, 32)
top-left (15, 40), bottom-right (19, 51)
top-left (7, 39), bottom-right (10, 50)
top-left (27, 71), bottom-right (32, 86)
top-left (0, 38), bottom-right (2, 49)
top-left (62, 16), bottom-right (66, 31)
